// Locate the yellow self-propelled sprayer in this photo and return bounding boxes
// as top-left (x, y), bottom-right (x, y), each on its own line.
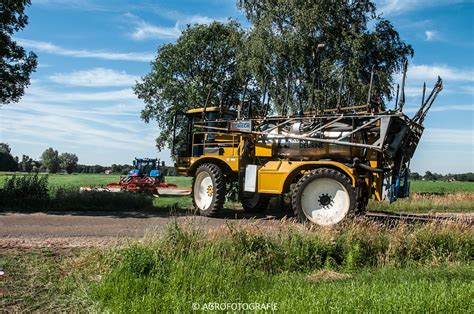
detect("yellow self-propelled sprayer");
top-left (172, 63), bottom-right (443, 226)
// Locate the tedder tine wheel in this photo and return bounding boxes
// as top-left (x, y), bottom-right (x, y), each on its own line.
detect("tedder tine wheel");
top-left (292, 168), bottom-right (356, 226)
top-left (192, 163), bottom-right (226, 216)
top-left (241, 193), bottom-right (270, 213)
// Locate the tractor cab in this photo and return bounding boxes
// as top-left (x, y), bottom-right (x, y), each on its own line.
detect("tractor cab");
top-left (174, 106), bottom-right (238, 171)
top-left (129, 158), bottom-right (160, 178)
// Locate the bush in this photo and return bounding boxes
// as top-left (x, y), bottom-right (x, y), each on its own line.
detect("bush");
top-left (0, 174), bottom-right (49, 209)
top-left (0, 174), bottom-right (154, 211)
top-left (50, 189), bottom-right (154, 211)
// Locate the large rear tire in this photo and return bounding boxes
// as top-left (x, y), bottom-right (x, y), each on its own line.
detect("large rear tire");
top-left (292, 168), bottom-right (356, 226)
top-left (192, 163), bottom-right (226, 216)
top-left (241, 193), bottom-right (270, 213)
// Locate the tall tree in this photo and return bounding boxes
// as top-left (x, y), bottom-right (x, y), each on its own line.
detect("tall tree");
top-left (1, 0), bottom-right (37, 105)
top-left (0, 142), bottom-right (18, 171)
top-left (19, 154), bottom-right (34, 172)
top-left (59, 152), bottom-right (79, 174)
top-left (135, 21), bottom-right (253, 151)
top-left (41, 147), bottom-right (60, 173)
top-left (137, 1), bottom-right (413, 157)
top-left (237, 0), bottom-right (413, 113)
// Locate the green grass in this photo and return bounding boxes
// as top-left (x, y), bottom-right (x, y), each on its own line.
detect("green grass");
top-left (410, 180), bottom-right (474, 194)
top-left (88, 221), bottom-right (474, 312)
top-left (0, 172), bottom-right (193, 190)
top-left (1, 222), bottom-right (472, 312)
top-left (0, 249), bottom-right (92, 312)
top-left (368, 194), bottom-right (474, 213)
top-left (0, 173), bottom-right (193, 211)
top-left (1, 173), bottom-right (473, 213)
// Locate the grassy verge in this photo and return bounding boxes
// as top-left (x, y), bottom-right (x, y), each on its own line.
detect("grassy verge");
top-left (368, 193), bottom-right (474, 213)
top-left (1, 221), bottom-right (472, 311)
top-left (0, 249), bottom-right (93, 311)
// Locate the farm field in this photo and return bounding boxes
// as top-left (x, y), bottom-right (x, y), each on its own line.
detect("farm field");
top-left (2, 172), bottom-right (474, 193)
top-left (1, 172), bottom-right (473, 213)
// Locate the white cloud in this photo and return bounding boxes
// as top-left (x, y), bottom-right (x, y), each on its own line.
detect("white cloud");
top-left (404, 104), bottom-right (474, 113)
top-left (49, 68), bottom-right (139, 87)
top-left (34, 0), bottom-right (114, 12)
top-left (126, 13), bottom-right (226, 41)
top-left (182, 15), bottom-right (226, 25)
top-left (376, 0), bottom-right (466, 15)
top-left (0, 84), bottom-right (156, 155)
top-left (16, 38), bottom-right (154, 62)
top-left (24, 85), bottom-right (138, 103)
top-left (424, 30), bottom-right (437, 41)
top-left (423, 128), bottom-right (474, 146)
top-left (407, 64), bottom-right (474, 82)
top-left (131, 21), bottom-right (181, 40)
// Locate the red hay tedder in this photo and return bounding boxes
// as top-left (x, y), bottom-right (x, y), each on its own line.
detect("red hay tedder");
top-left (80, 158), bottom-right (191, 196)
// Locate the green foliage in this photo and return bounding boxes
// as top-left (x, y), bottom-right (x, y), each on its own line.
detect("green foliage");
top-left (0, 173), bottom-right (154, 211)
top-left (41, 147), bottom-right (60, 173)
top-left (0, 174), bottom-right (49, 209)
top-left (90, 223), bottom-right (473, 312)
top-left (138, 1), bottom-right (413, 154)
top-left (0, 143), bottom-right (18, 171)
top-left (135, 21), bottom-right (247, 151)
top-left (2, 248), bottom-right (472, 312)
top-left (50, 189), bottom-right (154, 211)
top-left (18, 154), bottom-right (34, 172)
top-left (0, 0), bottom-right (38, 104)
top-left (417, 171), bottom-right (474, 182)
top-left (59, 152), bottom-right (79, 174)
top-left (237, 0), bottom-right (413, 113)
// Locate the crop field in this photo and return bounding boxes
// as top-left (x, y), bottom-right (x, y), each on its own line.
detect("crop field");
top-left (2, 172), bottom-right (473, 192)
top-left (1, 172), bottom-right (473, 213)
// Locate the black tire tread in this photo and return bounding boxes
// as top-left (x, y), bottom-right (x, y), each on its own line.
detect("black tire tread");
top-left (192, 163), bottom-right (226, 216)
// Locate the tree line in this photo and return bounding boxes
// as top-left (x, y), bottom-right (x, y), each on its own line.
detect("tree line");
top-left (0, 143), bottom-right (178, 175)
top-left (410, 171), bottom-right (474, 182)
top-left (0, 143), bottom-right (79, 173)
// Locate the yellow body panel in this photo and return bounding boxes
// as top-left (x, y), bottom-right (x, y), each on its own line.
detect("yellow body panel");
top-left (369, 160), bottom-right (384, 201)
top-left (186, 106), bottom-right (220, 114)
top-left (255, 143), bottom-right (273, 157)
top-left (257, 160), bottom-right (355, 194)
top-left (177, 156), bottom-right (240, 176)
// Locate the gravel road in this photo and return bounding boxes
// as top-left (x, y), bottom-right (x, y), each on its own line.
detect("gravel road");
top-left (0, 210), bottom-right (286, 249)
top-left (1, 210), bottom-right (471, 249)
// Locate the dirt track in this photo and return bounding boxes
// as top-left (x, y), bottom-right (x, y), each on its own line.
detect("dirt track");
top-left (0, 210), bottom-right (472, 249)
top-left (0, 210), bottom-right (286, 249)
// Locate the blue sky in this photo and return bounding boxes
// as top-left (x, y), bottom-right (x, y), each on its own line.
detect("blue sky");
top-left (0, 0), bottom-right (472, 173)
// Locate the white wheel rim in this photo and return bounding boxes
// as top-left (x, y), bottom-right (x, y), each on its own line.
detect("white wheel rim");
top-left (194, 172), bottom-right (214, 210)
top-left (300, 178), bottom-right (350, 226)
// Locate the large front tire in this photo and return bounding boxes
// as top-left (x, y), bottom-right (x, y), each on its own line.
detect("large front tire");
top-left (292, 168), bottom-right (356, 226)
top-left (192, 163), bottom-right (226, 216)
